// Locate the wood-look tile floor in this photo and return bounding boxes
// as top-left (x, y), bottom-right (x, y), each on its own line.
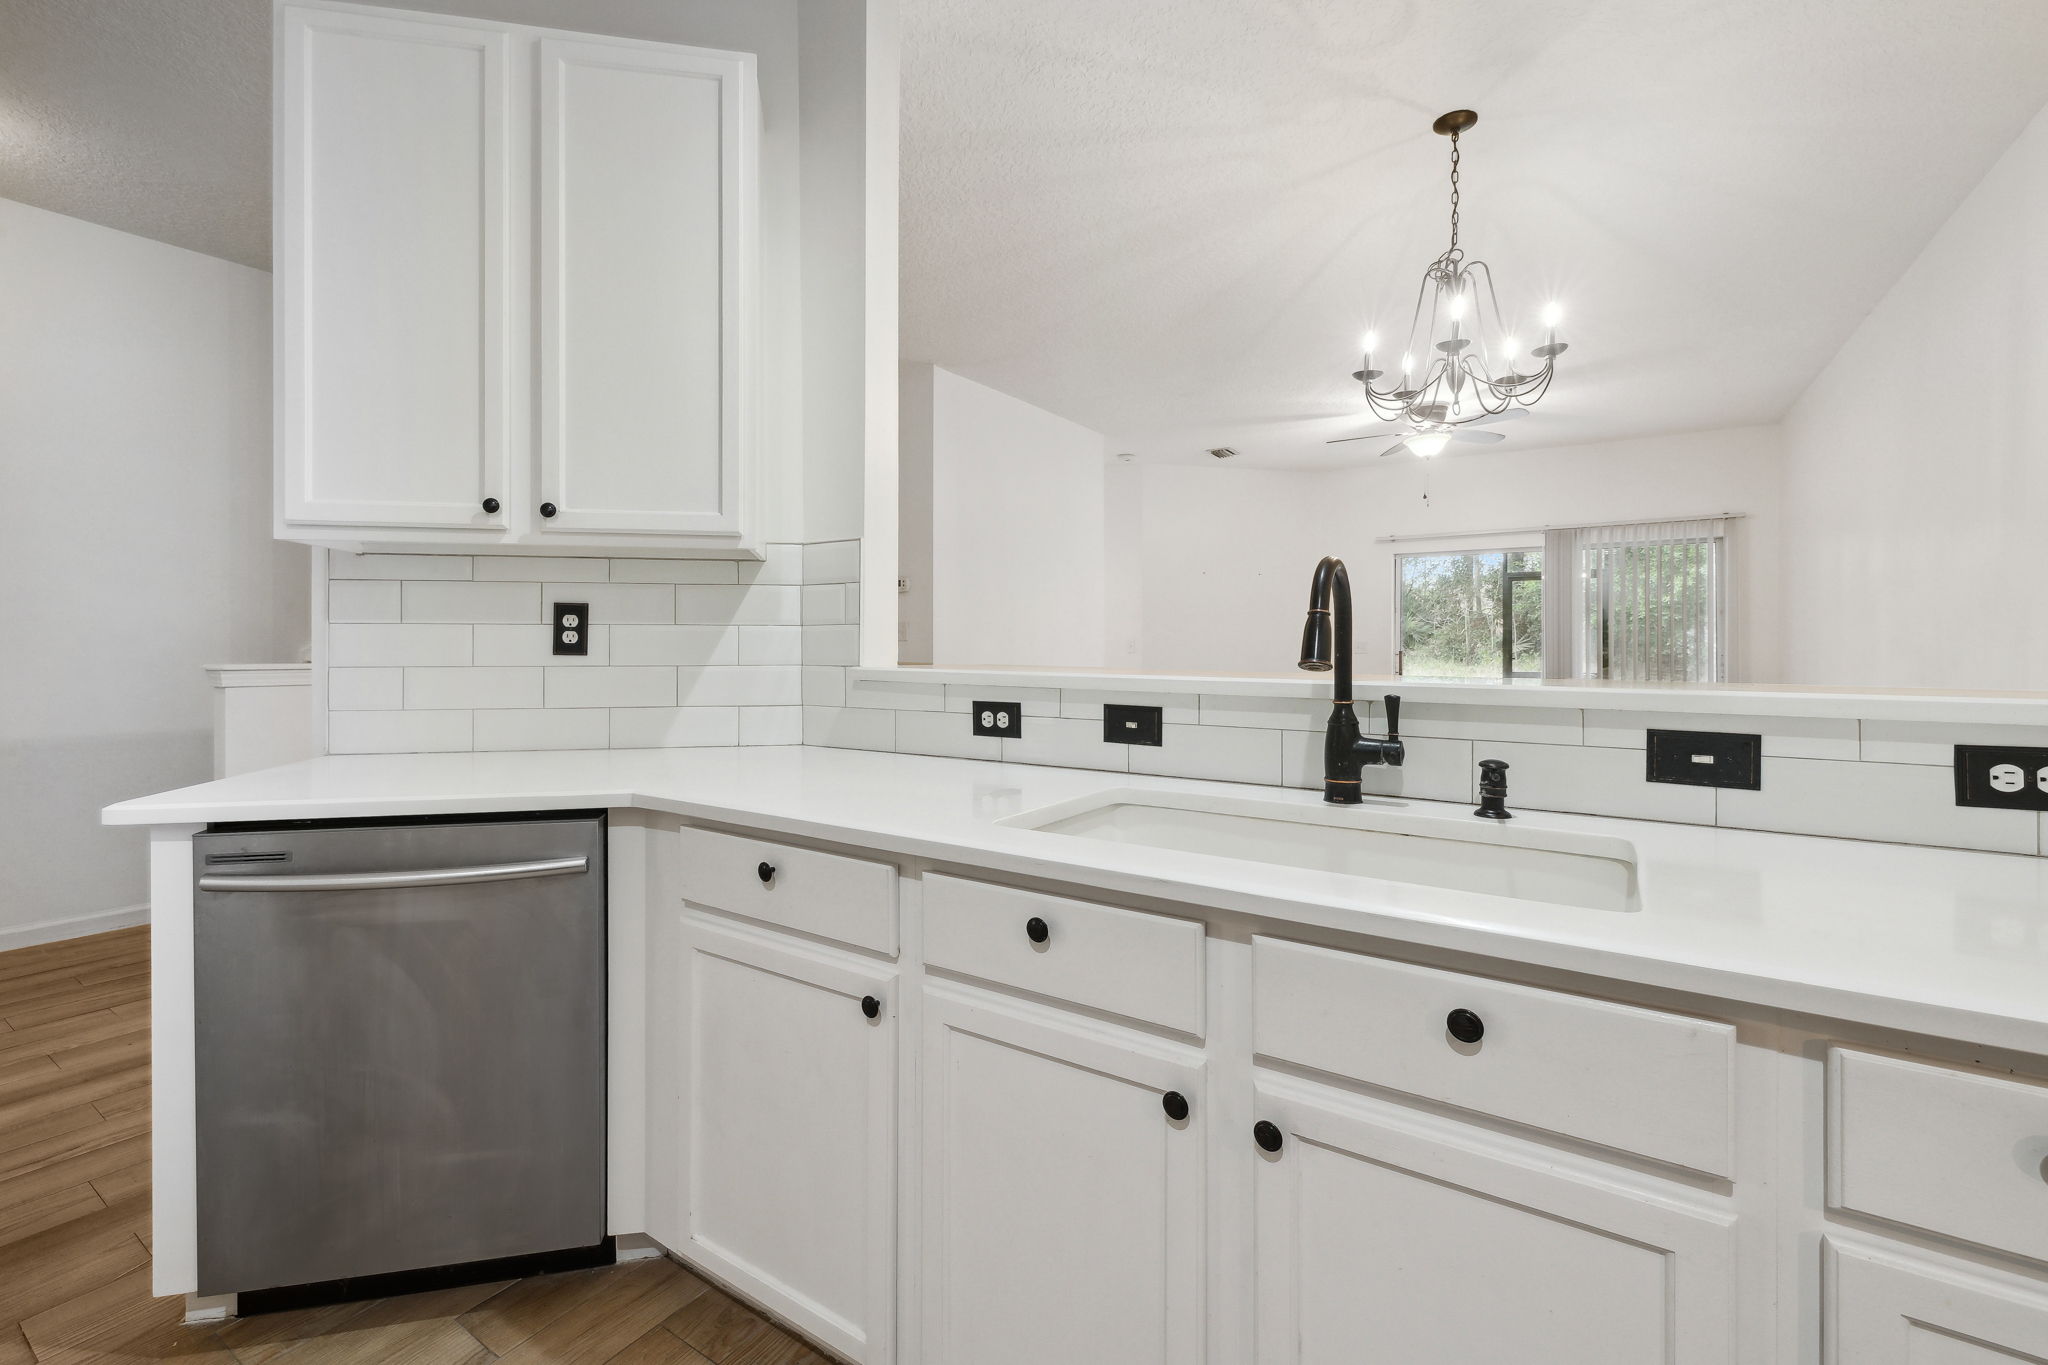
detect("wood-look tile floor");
top-left (0, 926), bottom-right (828, 1365)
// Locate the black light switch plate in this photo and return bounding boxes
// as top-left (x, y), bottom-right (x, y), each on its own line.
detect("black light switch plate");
top-left (552, 602), bottom-right (589, 657)
top-left (970, 701), bottom-right (1022, 738)
top-left (1954, 745), bottom-right (2048, 811)
top-left (1102, 704), bottom-right (1164, 746)
top-left (1646, 729), bottom-right (1761, 789)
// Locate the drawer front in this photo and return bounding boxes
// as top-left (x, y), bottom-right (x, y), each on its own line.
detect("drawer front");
top-left (921, 875), bottom-right (1206, 1035)
top-left (1251, 936), bottom-right (1736, 1176)
top-left (1830, 1047), bottom-right (2048, 1266)
top-left (676, 826), bottom-right (898, 955)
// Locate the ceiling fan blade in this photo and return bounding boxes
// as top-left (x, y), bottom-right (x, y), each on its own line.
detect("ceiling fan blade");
top-left (1462, 408), bottom-right (1529, 427)
top-left (1376, 441), bottom-right (1414, 459)
top-left (1447, 430), bottom-right (1508, 444)
top-left (1324, 428), bottom-right (1401, 445)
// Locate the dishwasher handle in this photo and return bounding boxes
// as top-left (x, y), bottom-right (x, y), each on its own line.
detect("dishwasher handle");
top-left (198, 855), bottom-right (589, 894)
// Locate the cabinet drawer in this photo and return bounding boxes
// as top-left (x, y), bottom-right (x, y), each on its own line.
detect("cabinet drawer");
top-left (676, 826), bottom-right (897, 955)
top-left (921, 875), bottom-right (1205, 1035)
top-left (1251, 936), bottom-right (1735, 1176)
top-left (1829, 1048), bottom-right (2048, 1266)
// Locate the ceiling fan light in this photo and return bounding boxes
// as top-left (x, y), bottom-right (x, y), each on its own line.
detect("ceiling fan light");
top-left (1407, 433), bottom-right (1451, 458)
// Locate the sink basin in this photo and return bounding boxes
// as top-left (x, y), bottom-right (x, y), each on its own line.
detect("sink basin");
top-left (1003, 790), bottom-right (1639, 912)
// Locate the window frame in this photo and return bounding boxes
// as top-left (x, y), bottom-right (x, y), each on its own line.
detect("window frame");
top-left (1392, 544), bottom-right (1544, 682)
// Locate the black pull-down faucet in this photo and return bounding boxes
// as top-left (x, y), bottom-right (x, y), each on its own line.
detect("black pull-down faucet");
top-left (1298, 556), bottom-right (1403, 804)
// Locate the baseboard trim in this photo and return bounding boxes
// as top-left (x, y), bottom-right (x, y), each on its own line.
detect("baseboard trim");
top-left (0, 903), bottom-right (150, 953)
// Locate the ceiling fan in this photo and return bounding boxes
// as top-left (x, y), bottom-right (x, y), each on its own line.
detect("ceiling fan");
top-left (1326, 406), bottom-right (1528, 458)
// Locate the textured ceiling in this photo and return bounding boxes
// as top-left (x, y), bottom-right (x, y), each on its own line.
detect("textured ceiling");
top-left (0, 0), bottom-right (270, 269)
top-left (902, 0), bottom-right (2048, 466)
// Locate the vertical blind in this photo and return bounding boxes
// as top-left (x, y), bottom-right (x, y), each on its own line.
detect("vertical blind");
top-left (1544, 518), bottom-right (1729, 683)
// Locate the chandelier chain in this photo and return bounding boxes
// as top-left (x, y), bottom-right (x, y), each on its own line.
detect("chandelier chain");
top-left (1447, 131), bottom-right (1460, 256)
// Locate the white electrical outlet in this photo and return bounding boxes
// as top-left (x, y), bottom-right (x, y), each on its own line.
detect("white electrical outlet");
top-left (1989, 762), bottom-right (2026, 793)
top-left (2038, 766), bottom-right (2048, 794)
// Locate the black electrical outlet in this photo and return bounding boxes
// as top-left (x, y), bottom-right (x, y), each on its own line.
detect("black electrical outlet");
top-left (1646, 729), bottom-right (1761, 789)
top-left (970, 700), bottom-right (1022, 738)
top-left (552, 602), bottom-right (589, 657)
top-left (1954, 745), bottom-right (2048, 811)
top-left (1102, 704), bottom-right (1164, 746)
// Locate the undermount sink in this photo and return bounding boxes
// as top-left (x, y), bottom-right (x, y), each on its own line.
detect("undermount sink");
top-left (1003, 790), bottom-right (1639, 912)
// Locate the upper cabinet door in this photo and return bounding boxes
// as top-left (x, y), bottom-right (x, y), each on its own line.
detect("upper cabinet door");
top-left (536, 38), bottom-right (756, 539)
top-left (277, 4), bottom-right (514, 529)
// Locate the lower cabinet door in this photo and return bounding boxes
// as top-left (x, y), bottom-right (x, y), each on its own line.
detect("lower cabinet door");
top-left (1252, 1077), bottom-right (1737, 1365)
top-left (1827, 1239), bottom-right (2048, 1363)
top-left (920, 986), bottom-right (1206, 1365)
top-left (676, 914), bottom-right (896, 1363)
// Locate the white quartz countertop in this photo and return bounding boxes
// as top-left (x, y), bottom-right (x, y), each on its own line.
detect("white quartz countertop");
top-left (106, 746), bottom-right (2048, 1055)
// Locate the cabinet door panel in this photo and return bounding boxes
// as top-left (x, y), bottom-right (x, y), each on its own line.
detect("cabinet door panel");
top-left (1827, 1240), bottom-right (2048, 1364)
top-left (278, 4), bottom-right (511, 528)
top-left (538, 38), bottom-right (753, 537)
top-left (678, 915), bottom-right (894, 1363)
top-left (922, 988), bottom-right (1205, 1365)
top-left (1254, 1077), bottom-right (1735, 1365)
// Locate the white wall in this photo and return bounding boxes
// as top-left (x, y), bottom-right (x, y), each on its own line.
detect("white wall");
top-left (0, 198), bottom-right (304, 942)
top-left (897, 362), bottom-right (934, 662)
top-left (1781, 101), bottom-right (2048, 690)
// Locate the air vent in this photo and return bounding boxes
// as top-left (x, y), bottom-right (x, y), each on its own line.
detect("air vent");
top-left (203, 850), bottom-right (290, 866)
top-left (1208, 447), bottom-right (1237, 460)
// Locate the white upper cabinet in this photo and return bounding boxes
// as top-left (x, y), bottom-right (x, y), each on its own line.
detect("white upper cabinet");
top-left (274, 2), bottom-right (760, 556)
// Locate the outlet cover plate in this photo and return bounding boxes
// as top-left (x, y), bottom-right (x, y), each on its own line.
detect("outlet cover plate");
top-left (1954, 745), bottom-right (2048, 810)
top-left (552, 602), bottom-right (589, 657)
top-left (1646, 729), bottom-right (1762, 789)
top-left (971, 701), bottom-right (1022, 738)
top-left (1102, 703), bottom-right (1164, 746)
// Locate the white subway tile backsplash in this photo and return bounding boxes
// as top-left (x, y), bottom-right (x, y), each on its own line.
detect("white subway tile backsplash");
top-left (676, 667), bottom-right (803, 707)
top-left (327, 668), bottom-right (403, 710)
top-left (1860, 720), bottom-right (2048, 767)
top-left (1064, 690), bottom-right (1200, 726)
top-left (804, 540), bottom-right (861, 584)
top-left (1398, 702), bottom-right (1585, 747)
top-left (1130, 724), bottom-right (1284, 785)
top-left (674, 584), bottom-right (801, 625)
top-left (611, 706), bottom-right (741, 749)
top-left (403, 666), bottom-right (542, 711)
top-left (475, 708), bottom-right (608, 752)
top-left (329, 709), bottom-right (471, 754)
top-left (847, 678), bottom-right (945, 710)
top-left (739, 544), bottom-right (804, 585)
top-left (802, 666), bottom-right (848, 708)
top-left (610, 559), bottom-right (740, 584)
top-left (805, 705), bottom-right (895, 751)
top-left (611, 625), bottom-right (738, 667)
top-left (329, 624), bottom-right (470, 667)
top-left (739, 706), bottom-right (804, 745)
top-left (739, 626), bottom-right (803, 665)
top-left (1475, 740), bottom-right (1715, 825)
top-left (474, 624), bottom-right (610, 666)
top-left (1279, 732), bottom-right (1477, 805)
top-left (551, 583), bottom-right (676, 625)
top-left (544, 666), bottom-right (677, 709)
top-left (473, 556), bottom-right (608, 582)
top-left (802, 584), bottom-right (850, 625)
top-left (329, 552), bottom-right (470, 580)
top-left (1582, 708), bottom-right (1857, 760)
top-left (895, 709), bottom-right (1002, 760)
top-left (1716, 757), bottom-right (2039, 854)
top-left (328, 580), bottom-right (400, 623)
top-left (402, 580), bottom-right (541, 624)
top-left (1002, 716), bottom-right (1129, 772)
top-left (803, 624), bottom-right (861, 666)
top-left (1199, 694), bottom-right (1324, 731)
top-left (946, 685), bottom-right (1061, 717)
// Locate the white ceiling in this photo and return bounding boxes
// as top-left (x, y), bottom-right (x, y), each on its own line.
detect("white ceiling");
top-left (901, 0), bottom-right (2048, 467)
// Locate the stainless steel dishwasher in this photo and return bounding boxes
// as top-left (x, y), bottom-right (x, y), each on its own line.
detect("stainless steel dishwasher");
top-left (192, 813), bottom-right (607, 1306)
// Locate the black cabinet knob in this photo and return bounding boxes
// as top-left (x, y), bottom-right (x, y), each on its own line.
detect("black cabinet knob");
top-left (1446, 1008), bottom-right (1485, 1044)
top-left (1253, 1120), bottom-right (1283, 1153)
top-left (539, 502), bottom-right (558, 518)
top-left (480, 497), bottom-right (500, 514)
top-left (757, 862), bottom-right (776, 884)
top-left (861, 995), bottom-right (881, 1019)
top-left (1025, 916), bottom-right (1050, 945)
top-left (1162, 1091), bottom-right (1190, 1122)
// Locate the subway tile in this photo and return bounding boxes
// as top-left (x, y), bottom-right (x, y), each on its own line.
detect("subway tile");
top-left (739, 544), bottom-right (804, 585)
top-left (611, 706), bottom-right (741, 749)
top-left (1397, 702), bottom-right (1586, 747)
top-left (329, 709), bottom-right (471, 754)
top-left (544, 666), bottom-right (677, 709)
top-left (1860, 720), bottom-right (2048, 767)
top-left (804, 624), bottom-right (861, 666)
top-left (739, 706), bottom-right (804, 745)
top-left (802, 584), bottom-right (850, 625)
top-left (551, 582), bottom-right (676, 625)
top-left (610, 625), bottom-right (738, 667)
top-left (403, 666), bottom-right (542, 711)
top-left (474, 708), bottom-right (609, 752)
top-left (895, 709), bottom-right (1003, 760)
top-left (1280, 733), bottom-right (1476, 804)
top-left (472, 555), bottom-right (608, 582)
top-left (473, 623), bottom-right (610, 666)
top-left (945, 685), bottom-right (1061, 717)
top-left (1198, 694), bottom-right (1325, 731)
top-left (328, 580), bottom-right (400, 623)
top-left (676, 666), bottom-right (803, 707)
top-left (609, 558), bottom-right (739, 584)
top-left (847, 677), bottom-right (946, 710)
top-left (804, 705), bottom-right (895, 751)
top-left (804, 540), bottom-right (861, 584)
top-left (1002, 716), bottom-right (1129, 773)
top-left (802, 666), bottom-right (848, 708)
top-left (1064, 689), bottom-right (1200, 726)
top-left (1582, 708), bottom-right (1854, 760)
top-left (328, 552), bottom-right (470, 580)
top-left (1130, 724), bottom-right (1284, 785)
top-left (1474, 740), bottom-right (1715, 824)
top-left (327, 668), bottom-right (402, 710)
top-left (1716, 756), bottom-right (2039, 854)
top-left (328, 624), bottom-right (470, 667)
top-left (401, 580), bottom-right (541, 624)
top-left (739, 626), bottom-right (803, 665)
top-left (675, 584), bottom-right (801, 625)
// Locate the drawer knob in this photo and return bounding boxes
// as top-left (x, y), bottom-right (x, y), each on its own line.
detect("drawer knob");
top-left (539, 502), bottom-right (558, 518)
top-left (1446, 1008), bottom-right (1485, 1045)
top-left (480, 497), bottom-right (500, 514)
top-left (1253, 1120), bottom-right (1283, 1153)
top-left (757, 862), bottom-right (776, 884)
top-left (1162, 1091), bottom-right (1190, 1122)
top-left (1025, 916), bottom-right (1050, 945)
top-left (861, 995), bottom-right (881, 1019)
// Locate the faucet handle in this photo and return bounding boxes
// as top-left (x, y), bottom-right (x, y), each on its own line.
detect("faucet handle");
top-left (1382, 694), bottom-right (1401, 737)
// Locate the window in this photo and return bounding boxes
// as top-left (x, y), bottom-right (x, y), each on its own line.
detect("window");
top-left (1569, 519), bottom-right (1727, 683)
top-left (1396, 549), bottom-right (1542, 680)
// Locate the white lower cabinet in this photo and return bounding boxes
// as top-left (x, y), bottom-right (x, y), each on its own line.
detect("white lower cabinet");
top-left (1250, 1076), bottom-right (1738, 1365)
top-left (918, 986), bottom-right (1207, 1365)
top-left (1826, 1239), bottom-right (2048, 1363)
top-left (671, 913), bottom-right (896, 1363)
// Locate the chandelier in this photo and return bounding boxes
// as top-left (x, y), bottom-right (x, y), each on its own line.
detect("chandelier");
top-left (1347, 110), bottom-right (1566, 457)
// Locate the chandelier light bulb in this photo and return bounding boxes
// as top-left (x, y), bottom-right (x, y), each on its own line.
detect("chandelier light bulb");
top-left (1361, 330), bottom-right (1378, 354)
top-left (1407, 433), bottom-right (1451, 458)
top-left (1401, 352), bottom-right (1414, 375)
top-left (1447, 293), bottom-right (1468, 321)
top-left (1501, 336), bottom-right (1520, 361)
top-left (1542, 301), bottom-right (1565, 329)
